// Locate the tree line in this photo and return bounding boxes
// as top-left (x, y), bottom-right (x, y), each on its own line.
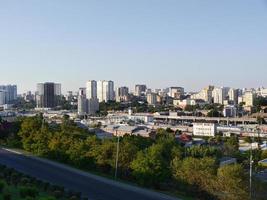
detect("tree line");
top-left (1, 115), bottom-right (267, 199)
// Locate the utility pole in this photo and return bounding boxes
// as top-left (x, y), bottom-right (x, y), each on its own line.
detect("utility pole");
top-left (249, 144), bottom-right (253, 199)
top-left (114, 130), bottom-right (120, 180)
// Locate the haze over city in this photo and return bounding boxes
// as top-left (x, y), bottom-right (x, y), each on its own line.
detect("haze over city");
top-left (1, 0), bottom-right (267, 93)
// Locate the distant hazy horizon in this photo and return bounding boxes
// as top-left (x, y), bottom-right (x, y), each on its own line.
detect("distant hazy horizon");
top-left (1, 0), bottom-right (267, 93)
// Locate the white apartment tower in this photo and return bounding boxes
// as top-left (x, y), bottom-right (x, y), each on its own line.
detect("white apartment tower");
top-left (86, 80), bottom-right (97, 99)
top-left (97, 80), bottom-right (114, 102)
top-left (212, 87), bottom-right (229, 104)
top-left (228, 88), bottom-right (238, 105)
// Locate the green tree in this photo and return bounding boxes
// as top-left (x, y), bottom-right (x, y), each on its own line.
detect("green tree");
top-left (207, 109), bottom-right (222, 117)
top-left (171, 157), bottom-right (217, 197)
top-left (223, 136), bottom-right (239, 156)
top-left (216, 164), bottom-right (249, 200)
top-left (131, 143), bottom-right (171, 187)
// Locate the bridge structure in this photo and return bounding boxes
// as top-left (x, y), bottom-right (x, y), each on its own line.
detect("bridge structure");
top-left (154, 115), bottom-right (259, 125)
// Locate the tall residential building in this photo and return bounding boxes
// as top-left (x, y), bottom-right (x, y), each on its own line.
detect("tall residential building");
top-left (86, 80), bottom-right (97, 99)
top-left (0, 85), bottom-right (17, 104)
top-left (242, 91), bottom-right (255, 107)
top-left (212, 87), bottom-right (229, 104)
top-left (54, 83), bottom-right (62, 96)
top-left (134, 84), bottom-right (147, 96)
top-left (97, 80), bottom-right (114, 102)
top-left (36, 82), bottom-right (61, 109)
top-left (228, 88), bottom-right (238, 105)
top-left (0, 91), bottom-right (6, 105)
top-left (116, 86), bottom-right (129, 102)
top-left (87, 80), bottom-right (99, 115)
top-left (78, 81), bottom-right (99, 115)
top-left (191, 86), bottom-right (214, 103)
top-left (77, 88), bottom-right (87, 115)
top-left (147, 93), bottom-right (157, 105)
top-left (169, 87), bottom-right (185, 99)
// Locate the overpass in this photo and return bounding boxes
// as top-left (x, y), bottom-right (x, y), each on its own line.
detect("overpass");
top-left (154, 115), bottom-right (258, 124)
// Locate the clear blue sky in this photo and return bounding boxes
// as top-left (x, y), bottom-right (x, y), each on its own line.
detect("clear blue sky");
top-left (0, 0), bottom-right (267, 93)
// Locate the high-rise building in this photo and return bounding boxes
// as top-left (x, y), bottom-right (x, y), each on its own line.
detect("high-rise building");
top-left (212, 87), bottom-right (229, 104)
top-left (191, 86), bottom-right (214, 103)
top-left (147, 93), bottom-right (157, 105)
top-left (54, 83), bottom-right (62, 96)
top-left (228, 88), bottom-right (238, 105)
top-left (78, 81), bottom-right (99, 115)
top-left (77, 88), bottom-right (87, 115)
top-left (135, 85), bottom-right (147, 96)
top-left (242, 90), bottom-right (255, 107)
top-left (116, 86), bottom-right (129, 102)
top-left (36, 82), bottom-right (61, 109)
top-left (86, 80), bottom-right (97, 99)
top-left (169, 87), bottom-right (185, 99)
top-left (87, 98), bottom-right (99, 115)
top-left (0, 91), bottom-right (6, 105)
top-left (97, 80), bottom-right (114, 102)
top-left (0, 85), bottom-right (17, 104)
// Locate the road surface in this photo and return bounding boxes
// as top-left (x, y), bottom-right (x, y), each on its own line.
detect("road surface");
top-left (0, 148), bottom-right (180, 200)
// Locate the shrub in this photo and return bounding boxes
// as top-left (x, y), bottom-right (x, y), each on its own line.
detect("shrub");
top-left (24, 197), bottom-right (35, 200)
top-left (20, 177), bottom-right (30, 185)
top-left (69, 196), bottom-right (79, 200)
top-left (19, 187), bottom-right (39, 198)
top-left (38, 197), bottom-right (56, 200)
top-left (53, 190), bottom-right (64, 198)
top-left (3, 192), bottom-right (12, 200)
top-left (0, 180), bottom-right (5, 193)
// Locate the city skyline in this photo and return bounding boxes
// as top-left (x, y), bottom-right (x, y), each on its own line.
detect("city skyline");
top-left (1, 0), bottom-right (267, 93)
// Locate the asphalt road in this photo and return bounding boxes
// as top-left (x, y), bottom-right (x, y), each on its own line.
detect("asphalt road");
top-left (0, 148), bottom-right (180, 200)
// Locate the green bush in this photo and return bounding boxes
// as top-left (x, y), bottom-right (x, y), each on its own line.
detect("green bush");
top-left (24, 197), bottom-right (35, 200)
top-left (38, 197), bottom-right (56, 200)
top-left (53, 190), bottom-right (64, 198)
top-left (0, 180), bottom-right (5, 193)
top-left (3, 192), bottom-right (12, 200)
top-left (19, 186), bottom-right (39, 198)
top-left (69, 196), bottom-right (79, 200)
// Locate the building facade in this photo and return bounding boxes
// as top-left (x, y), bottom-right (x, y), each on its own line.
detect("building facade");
top-left (147, 93), bottom-right (157, 105)
top-left (116, 86), bottom-right (129, 102)
top-left (0, 85), bottom-right (17, 105)
top-left (97, 80), bottom-right (114, 102)
top-left (36, 82), bottom-right (61, 109)
top-left (134, 84), bottom-right (147, 96)
top-left (169, 87), bottom-right (185, 99)
top-left (193, 123), bottom-right (216, 137)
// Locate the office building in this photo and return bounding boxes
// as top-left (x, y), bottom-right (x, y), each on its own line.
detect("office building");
top-left (36, 82), bottom-right (61, 109)
top-left (0, 85), bottom-right (17, 104)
